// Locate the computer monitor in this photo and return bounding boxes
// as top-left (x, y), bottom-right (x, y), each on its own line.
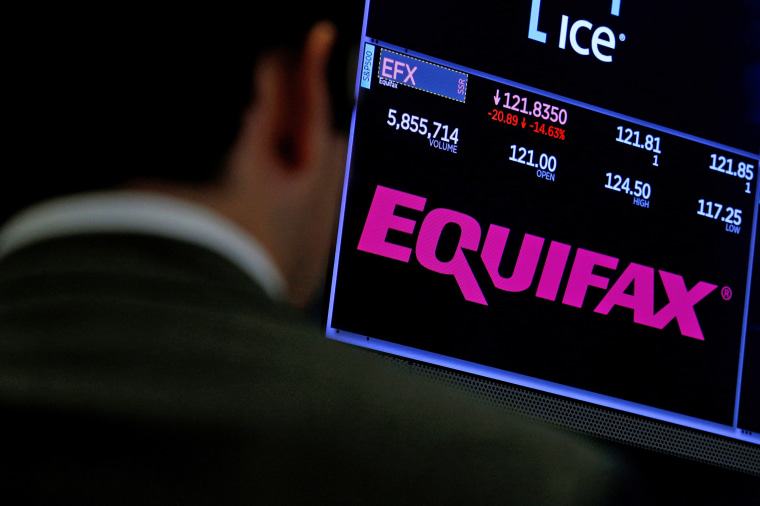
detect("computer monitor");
top-left (326, 0), bottom-right (760, 475)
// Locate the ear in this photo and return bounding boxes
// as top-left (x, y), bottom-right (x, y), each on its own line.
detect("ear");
top-left (252, 22), bottom-right (338, 173)
top-left (207, 22), bottom-right (345, 308)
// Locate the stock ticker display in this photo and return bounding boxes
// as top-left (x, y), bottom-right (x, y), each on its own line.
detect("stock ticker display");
top-left (327, 0), bottom-right (760, 442)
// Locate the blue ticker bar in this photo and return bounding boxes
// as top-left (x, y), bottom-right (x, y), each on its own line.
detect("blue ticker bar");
top-left (377, 48), bottom-right (468, 103)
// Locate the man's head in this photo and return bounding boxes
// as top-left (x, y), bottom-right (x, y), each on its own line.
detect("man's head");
top-left (9, 4), bottom-right (363, 306)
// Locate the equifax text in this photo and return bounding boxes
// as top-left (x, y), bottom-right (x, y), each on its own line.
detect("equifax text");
top-left (357, 185), bottom-right (717, 341)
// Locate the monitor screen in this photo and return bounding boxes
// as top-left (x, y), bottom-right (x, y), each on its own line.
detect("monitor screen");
top-left (326, 0), bottom-right (760, 474)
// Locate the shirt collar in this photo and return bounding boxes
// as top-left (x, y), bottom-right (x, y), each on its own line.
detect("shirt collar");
top-left (0, 191), bottom-right (288, 301)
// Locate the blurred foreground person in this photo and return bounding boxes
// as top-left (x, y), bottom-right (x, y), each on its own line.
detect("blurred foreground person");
top-left (0, 6), bottom-right (627, 505)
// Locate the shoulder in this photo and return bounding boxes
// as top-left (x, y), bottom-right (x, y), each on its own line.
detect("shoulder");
top-left (0, 234), bottom-right (626, 505)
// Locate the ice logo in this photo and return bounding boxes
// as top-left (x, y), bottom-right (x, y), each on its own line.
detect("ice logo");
top-left (528, 0), bottom-right (624, 63)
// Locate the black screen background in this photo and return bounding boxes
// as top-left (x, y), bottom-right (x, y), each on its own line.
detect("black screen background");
top-left (330, 0), bottom-right (759, 429)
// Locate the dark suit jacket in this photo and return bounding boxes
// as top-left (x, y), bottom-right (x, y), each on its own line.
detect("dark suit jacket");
top-left (0, 233), bottom-right (625, 505)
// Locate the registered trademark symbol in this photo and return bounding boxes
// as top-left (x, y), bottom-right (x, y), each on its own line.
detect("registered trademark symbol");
top-left (721, 286), bottom-right (733, 300)
top-left (619, 33), bottom-right (626, 41)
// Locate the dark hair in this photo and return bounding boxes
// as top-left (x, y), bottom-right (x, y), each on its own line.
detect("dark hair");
top-left (5, 4), bottom-right (362, 223)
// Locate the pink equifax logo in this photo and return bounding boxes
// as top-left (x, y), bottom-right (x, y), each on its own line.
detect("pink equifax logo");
top-left (357, 185), bottom-right (718, 340)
